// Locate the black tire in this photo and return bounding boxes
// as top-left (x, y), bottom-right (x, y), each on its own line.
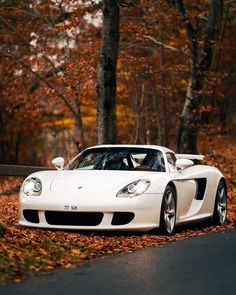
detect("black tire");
top-left (212, 180), bottom-right (227, 225)
top-left (160, 185), bottom-right (176, 235)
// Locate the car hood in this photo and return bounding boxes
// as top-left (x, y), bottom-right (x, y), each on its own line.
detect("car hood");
top-left (49, 170), bottom-right (150, 193)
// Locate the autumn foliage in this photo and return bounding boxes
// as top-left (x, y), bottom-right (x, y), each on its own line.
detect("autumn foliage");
top-left (0, 0), bottom-right (235, 164)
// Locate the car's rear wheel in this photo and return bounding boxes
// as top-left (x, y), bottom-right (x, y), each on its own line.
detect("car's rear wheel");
top-left (213, 180), bottom-right (227, 225)
top-left (160, 186), bottom-right (176, 235)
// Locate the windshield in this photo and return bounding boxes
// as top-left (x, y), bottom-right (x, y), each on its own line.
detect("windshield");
top-left (65, 147), bottom-right (166, 172)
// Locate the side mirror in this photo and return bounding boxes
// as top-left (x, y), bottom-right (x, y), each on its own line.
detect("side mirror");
top-left (176, 159), bottom-right (194, 171)
top-left (52, 157), bottom-right (65, 170)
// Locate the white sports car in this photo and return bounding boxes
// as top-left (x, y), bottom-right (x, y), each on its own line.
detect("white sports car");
top-left (19, 145), bottom-right (227, 235)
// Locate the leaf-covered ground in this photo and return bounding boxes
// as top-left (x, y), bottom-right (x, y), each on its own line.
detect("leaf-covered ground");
top-left (0, 136), bottom-right (235, 286)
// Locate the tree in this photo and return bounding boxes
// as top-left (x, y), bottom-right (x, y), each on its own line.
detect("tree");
top-left (171, 0), bottom-right (224, 153)
top-left (96, 0), bottom-right (120, 144)
top-left (96, 0), bottom-right (141, 144)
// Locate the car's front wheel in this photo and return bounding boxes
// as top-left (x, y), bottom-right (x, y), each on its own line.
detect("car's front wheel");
top-left (213, 180), bottom-right (227, 225)
top-left (160, 186), bottom-right (176, 235)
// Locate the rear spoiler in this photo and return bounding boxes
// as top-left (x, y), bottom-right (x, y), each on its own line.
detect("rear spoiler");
top-left (176, 154), bottom-right (204, 161)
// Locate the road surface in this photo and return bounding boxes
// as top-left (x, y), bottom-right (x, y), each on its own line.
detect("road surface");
top-left (0, 228), bottom-right (236, 295)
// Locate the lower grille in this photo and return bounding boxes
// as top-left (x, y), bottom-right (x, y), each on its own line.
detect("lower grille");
top-left (111, 212), bottom-right (135, 226)
top-left (45, 211), bottom-right (103, 226)
top-left (23, 210), bottom-right (39, 223)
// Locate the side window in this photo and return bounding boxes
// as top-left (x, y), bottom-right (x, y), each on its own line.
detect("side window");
top-left (130, 151), bottom-right (165, 172)
top-left (166, 152), bottom-right (177, 172)
top-left (155, 151), bottom-right (166, 172)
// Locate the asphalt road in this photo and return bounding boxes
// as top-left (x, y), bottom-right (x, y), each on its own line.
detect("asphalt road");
top-left (1, 229), bottom-right (236, 295)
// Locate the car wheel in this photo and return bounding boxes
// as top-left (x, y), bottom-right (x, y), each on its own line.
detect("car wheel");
top-left (213, 180), bottom-right (227, 225)
top-left (160, 186), bottom-right (176, 235)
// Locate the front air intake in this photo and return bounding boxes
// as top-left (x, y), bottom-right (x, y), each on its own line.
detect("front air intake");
top-left (45, 211), bottom-right (103, 226)
top-left (23, 210), bottom-right (39, 223)
top-left (111, 212), bottom-right (135, 226)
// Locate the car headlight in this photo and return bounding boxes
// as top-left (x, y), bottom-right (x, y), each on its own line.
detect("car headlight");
top-left (117, 179), bottom-right (151, 198)
top-left (23, 177), bottom-right (42, 196)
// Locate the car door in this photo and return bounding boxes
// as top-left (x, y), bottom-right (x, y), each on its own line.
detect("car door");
top-left (174, 178), bottom-right (198, 219)
top-left (166, 152), bottom-right (205, 220)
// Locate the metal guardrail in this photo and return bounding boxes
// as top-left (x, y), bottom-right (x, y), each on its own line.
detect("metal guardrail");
top-left (0, 164), bottom-right (54, 177)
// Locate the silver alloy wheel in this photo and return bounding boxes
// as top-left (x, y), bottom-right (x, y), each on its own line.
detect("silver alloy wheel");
top-left (163, 190), bottom-right (176, 234)
top-left (216, 183), bottom-right (227, 224)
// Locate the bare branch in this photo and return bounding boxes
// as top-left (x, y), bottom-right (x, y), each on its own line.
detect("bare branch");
top-left (118, 0), bottom-right (140, 7)
top-left (30, 66), bottom-right (65, 93)
top-left (143, 35), bottom-right (189, 57)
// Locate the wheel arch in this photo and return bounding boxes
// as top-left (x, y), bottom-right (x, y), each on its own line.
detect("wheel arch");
top-left (212, 177), bottom-right (227, 225)
top-left (220, 177), bottom-right (227, 191)
top-left (217, 176), bottom-right (227, 206)
top-left (166, 181), bottom-right (178, 212)
top-left (159, 181), bottom-right (177, 235)
top-left (167, 181), bottom-right (177, 200)
top-left (213, 177), bottom-right (227, 204)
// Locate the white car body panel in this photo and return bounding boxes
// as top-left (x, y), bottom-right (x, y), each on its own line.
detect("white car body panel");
top-left (19, 145), bottom-right (226, 232)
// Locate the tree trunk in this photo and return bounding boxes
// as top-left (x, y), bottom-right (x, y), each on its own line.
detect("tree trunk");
top-left (75, 94), bottom-right (86, 150)
top-left (134, 81), bottom-right (145, 144)
top-left (150, 73), bottom-right (162, 144)
top-left (177, 67), bottom-right (200, 153)
top-left (176, 0), bottom-right (223, 153)
top-left (0, 107), bottom-right (9, 164)
top-left (0, 112), bottom-right (5, 163)
top-left (0, 220), bottom-right (6, 236)
top-left (96, 0), bottom-right (120, 144)
top-left (160, 48), bottom-right (168, 147)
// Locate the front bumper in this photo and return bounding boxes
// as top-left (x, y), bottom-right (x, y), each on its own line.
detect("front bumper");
top-left (19, 191), bottom-right (163, 232)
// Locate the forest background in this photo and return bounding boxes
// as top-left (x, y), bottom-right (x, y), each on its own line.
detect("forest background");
top-left (0, 0), bottom-right (235, 166)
